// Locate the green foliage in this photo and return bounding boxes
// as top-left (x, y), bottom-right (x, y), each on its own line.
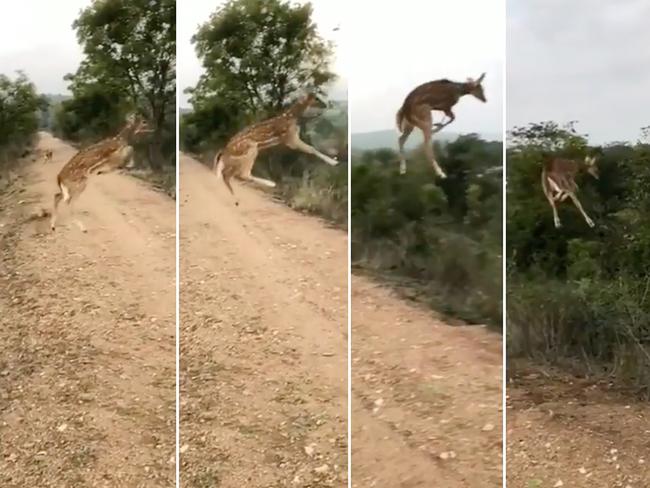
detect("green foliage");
top-left (0, 72), bottom-right (46, 169)
top-left (352, 135), bottom-right (503, 327)
top-left (55, 0), bottom-right (176, 169)
top-left (182, 0), bottom-right (335, 152)
top-left (191, 0), bottom-right (334, 112)
top-left (508, 121), bottom-right (650, 394)
top-left (53, 85), bottom-right (126, 143)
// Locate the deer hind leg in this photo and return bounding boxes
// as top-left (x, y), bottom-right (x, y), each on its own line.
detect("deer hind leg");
top-left (412, 108), bottom-right (446, 178)
top-left (567, 192), bottom-right (595, 227)
top-left (397, 123), bottom-right (413, 175)
top-left (52, 181), bottom-right (87, 233)
top-left (239, 143), bottom-right (277, 188)
top-left (50, 190), bottom-right (64, 231)
top-left (69, 195), bottom-right (87, 233)
top-left (219, 158), bottom-right (239, 206)
top-left (284, 133), bottom-right (339, 166)
top-left (543, 180), bottom-right (562, 228)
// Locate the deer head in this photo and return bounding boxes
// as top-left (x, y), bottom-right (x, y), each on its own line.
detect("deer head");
top-left (584, 155), bottom-right (599, 179)
top-left (466, 73), bottom-right (487, 102)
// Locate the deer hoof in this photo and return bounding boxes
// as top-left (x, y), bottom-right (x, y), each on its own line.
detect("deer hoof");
top-left (587, 219), bottom-right (595, 227)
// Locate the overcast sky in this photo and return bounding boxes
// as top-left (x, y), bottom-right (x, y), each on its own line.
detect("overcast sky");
top-left (508, 0), bottom-right (650, 144)
top-left (178, 0), bottom-right (347, 108)
top-left (349, 0), bottom-right (504, 135)
top-left (0, 1), bottom-right (89, 94)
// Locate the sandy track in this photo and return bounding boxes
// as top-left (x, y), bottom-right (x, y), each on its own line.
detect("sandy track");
top-left (178, 154), bottom-right (348, 487)
top-left (507, 370), bottom-right (649, 488)
top-left (351, 276), bottom-right (503, 487)
top-left (0, 133), bottom-right (175, 487)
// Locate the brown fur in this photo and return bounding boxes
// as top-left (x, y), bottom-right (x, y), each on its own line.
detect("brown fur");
top-left (541, 155), bottom-right (599, 228)
top-left (215, 93), bottom-right (338, 205)
top-left (50, 114), bottom-right (150, 231)
top-left (396, 74), bottom-right (487, 176)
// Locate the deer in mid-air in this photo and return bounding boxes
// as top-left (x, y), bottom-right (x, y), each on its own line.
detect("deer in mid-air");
top-left (42, 149), bottom-right (53, 164)
top-left (396, 73), bottom-right (487, 176)
top-left (214, 93), bottom-right (339, 205)
top-left (50, 113), bottom-right (151, 232)
top-left (541, 154), bottom-right (599, 228)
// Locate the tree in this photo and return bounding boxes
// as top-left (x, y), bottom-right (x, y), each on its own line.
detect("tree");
top-left (188, 0), bottom-right (334, 131)
top-left (68, 0), bottom-right (176, 169)
top-left (0, 72), bottom-right (46, 166)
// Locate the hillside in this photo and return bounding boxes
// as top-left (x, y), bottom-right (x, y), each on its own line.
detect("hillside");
top-left (352, 128), bottom-right (502, 151)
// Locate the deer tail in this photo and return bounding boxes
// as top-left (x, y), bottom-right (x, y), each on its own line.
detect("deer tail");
top-left (213, 151), bottom-right (224, 179)
top-left (396, 106), bottom-right (405, 133)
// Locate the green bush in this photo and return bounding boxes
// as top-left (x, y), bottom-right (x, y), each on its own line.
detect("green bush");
top-left (507, 121), bottom-right (650, 395)
top-left (352, 135), bottom-right (503, 328)
top-left (0, 72), bottom-right (45, 172)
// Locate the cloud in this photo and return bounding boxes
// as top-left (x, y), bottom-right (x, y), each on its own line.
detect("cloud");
top-left (507, 0), bottom-right (650, 143)
top-left (0, 0), bottom-right (88, 94)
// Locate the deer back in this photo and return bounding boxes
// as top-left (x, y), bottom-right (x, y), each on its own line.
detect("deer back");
top-left (59, 138), bottom-right (125, 181)
top-left (226, 113), bottom-right (297, 154)
top-left (402, 80), bottom-right (464, 113)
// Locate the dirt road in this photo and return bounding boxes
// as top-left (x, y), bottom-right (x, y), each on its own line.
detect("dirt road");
top-left (179, 154), bottom-right (348, 487)
top-left (351, 277), bottom-right (503, 487)
top-left (507, 369), bottom-right (649, 488)
top-left (0, 133), bottom-right (175, 487)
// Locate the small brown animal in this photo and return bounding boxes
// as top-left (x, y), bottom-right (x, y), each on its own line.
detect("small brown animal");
top-left (541, 155), bottom-right (599, 228)
top-left (50, 113), bottom-right (151, 232)
top-left (396, 73), bottom-right (487, 176)
top-left (42, 149), bottom-right (53, 164)
top-left (214, 93), bottom-right (339, 205)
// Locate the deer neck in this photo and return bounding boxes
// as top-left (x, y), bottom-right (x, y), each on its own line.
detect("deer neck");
top-left (286, 97), bottom-right (311, 118)
top-left (115, 123), bottom-right (136, 147)
top-left (458, 81), bottom-right (474, 97)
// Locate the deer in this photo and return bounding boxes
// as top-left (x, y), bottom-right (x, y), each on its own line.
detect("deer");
top-left (396, 73), bottom-right (487, 176)
top-left (49, 113), bottom-right (151, 232)
top-left (213, 92), bottom-right (339, 206)
top-left (541, 154), bottom-right (599, 228)
top-left (42, 149), bottom-right (53, 164)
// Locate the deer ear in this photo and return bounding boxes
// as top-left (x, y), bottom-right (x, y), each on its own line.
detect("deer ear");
top-left (477, 72), bottom-right (486, 83)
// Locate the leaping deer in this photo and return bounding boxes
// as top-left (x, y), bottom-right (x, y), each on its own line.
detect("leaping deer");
top-left (214, 93), bottom-right (339, 205)
top-left (42, 149), bottom-right (53, 164)
top-left (396, 73), bottom-right (487, 176)
top-left (542, 155), bottom-right (599, 228)
top-left (50, 113), bottom-right (151, 232)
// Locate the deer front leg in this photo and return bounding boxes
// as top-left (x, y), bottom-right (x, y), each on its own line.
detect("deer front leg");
top-left (432, 109), bottom-right (456, 133)
top-left (398, 124), bottom-right (413, 175)
top-left (285, 136), bottom-right (339, 166)
top-left (568, 192), bottom-right (595, 227)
